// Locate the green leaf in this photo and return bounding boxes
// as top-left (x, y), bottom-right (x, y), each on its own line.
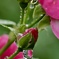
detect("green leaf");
top-left (0, 19), bottom-right (16, 25)
top-left (17, 33), bottom-right (32, 49)
top-left (38, 15), bottom-right (50, 31)
top-left (33, 26), bottom-right (59, 59)
top-left (33, 4), bottom-right (45, 20)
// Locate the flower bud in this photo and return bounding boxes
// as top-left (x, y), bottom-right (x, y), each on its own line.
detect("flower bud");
top-left (23, 28), bottom-right (38, 42)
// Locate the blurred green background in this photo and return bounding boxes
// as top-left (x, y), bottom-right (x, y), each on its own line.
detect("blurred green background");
top-left (0, 0), bottom-right (20, 35)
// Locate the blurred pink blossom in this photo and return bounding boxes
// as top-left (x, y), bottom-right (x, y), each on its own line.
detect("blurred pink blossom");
top-left (0, 34), bottom-right (32, 59)
top-left (50, 18), bottom-right (59, 39)
top-left (28, 50), bottom-right (33, 58)
top-left (38, 0), bottom-right (59, 19)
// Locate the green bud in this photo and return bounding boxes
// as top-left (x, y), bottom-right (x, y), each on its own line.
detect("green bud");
top-left (19, 2), bottom-right (28, 9)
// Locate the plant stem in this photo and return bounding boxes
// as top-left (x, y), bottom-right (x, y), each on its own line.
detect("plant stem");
top-left (27, 14), bottom-right (45, 28)
top-left (0, 39), bottom-right (14, 55)
top-left (8, 48), bottom-right (22, 59)
top-left (20, 9), bottom-right (24, 24)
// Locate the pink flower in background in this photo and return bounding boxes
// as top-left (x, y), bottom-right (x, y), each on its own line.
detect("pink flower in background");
top-left (0, 34), bottom-right (32, 59)
top-left (28, 50), bottom-right (33, 58)
top-left (38, 0), bottom-right (59, 39)
top-left (38, 0), bottom-right (59, 19)
top-left (50, 18), bottom-right (59, 39)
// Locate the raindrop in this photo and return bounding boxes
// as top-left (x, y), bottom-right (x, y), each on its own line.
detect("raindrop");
top-left (40, 14), bottom-right (43, 17)
top-left (30, 4), bottom-right (34, 9)
top-left (26, 24), bottom-right (29, 27)
top-left (20, 16), bottom-right (22, 18)
top-left (23, 50), bottom-right (28, 58)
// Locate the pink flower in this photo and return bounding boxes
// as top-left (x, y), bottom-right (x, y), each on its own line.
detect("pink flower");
top-left (38, 0), bottom-right (59, 39)
top-left (50, 18), bottom-right (59, 39)
top-left (28, 50), bottom-right (33, 58)
top-left (38, 0), bottom-right (59, 19)
top-left (0, 34), bottom-right (23, 59)
top-left (0, 34), bottom-right (32, 59)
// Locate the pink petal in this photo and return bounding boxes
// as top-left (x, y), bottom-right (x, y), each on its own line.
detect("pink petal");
top-left (0, 34), bottom-right (23, 59)
top-left (0, 34), bottom-right (8, 49)
top-left (38, 0), bottom-right (59, 19)
top-left (1, 42), bottom-right (18, 59)
top-left (14, 52), bottom-right (23, 59)
top-left (50, 18), bottom-right (59, 39)
top-left (28, 50), bottom-right (33, 58)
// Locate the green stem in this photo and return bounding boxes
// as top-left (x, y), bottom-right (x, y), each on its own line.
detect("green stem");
top-left (20, 9), bottom-right (24, 24)
top-left (27, 14), bottom-right (45, 28)
top-left (0, 39), bottom-right (15, 55)
top-left (24, 3), bottom-right (35, 24)
top-left (8, 48), bottom-right (22, 59)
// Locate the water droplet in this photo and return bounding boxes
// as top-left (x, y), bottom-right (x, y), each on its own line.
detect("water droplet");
top-left (26, 24), bottom-right (28, 27)
top-left (20, 16), bottom-right (22, 18)
top-left (40, 14), bottom-right (43, 16)
top-left (30, 4), bottom-right (34, 9)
